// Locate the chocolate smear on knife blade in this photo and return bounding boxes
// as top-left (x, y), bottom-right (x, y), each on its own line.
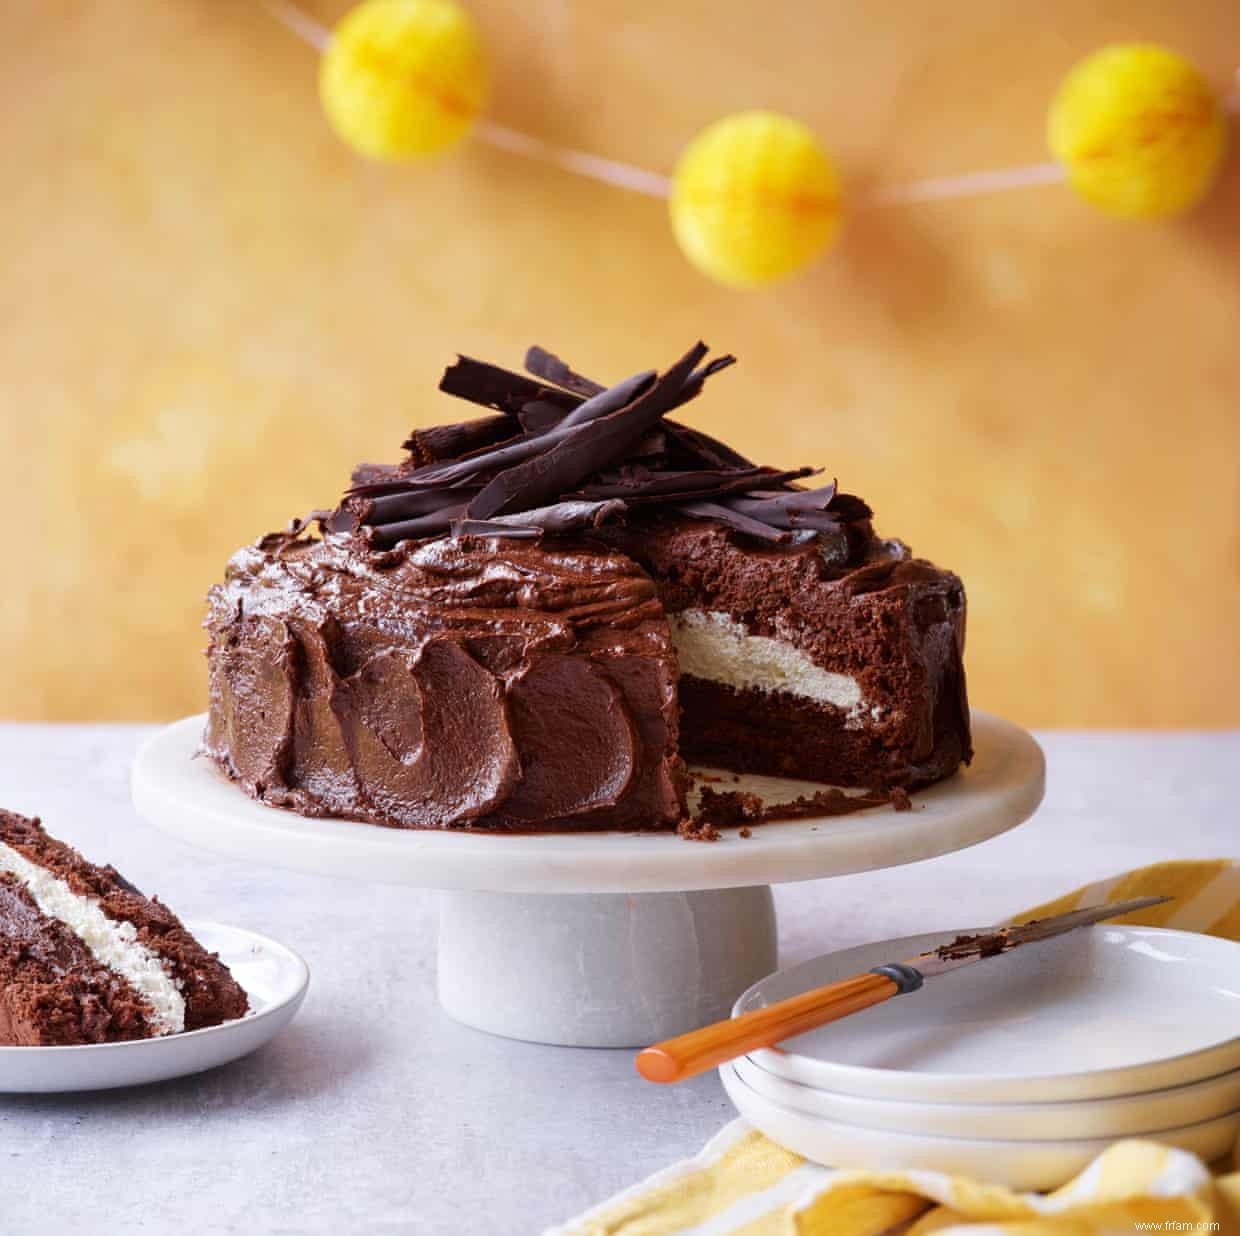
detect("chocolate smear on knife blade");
top-left (935, 931), bottom-right (1012, 960)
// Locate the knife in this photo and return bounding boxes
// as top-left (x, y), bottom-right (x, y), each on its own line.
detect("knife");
top-left (635, 895), bottom-right (1171, 1084)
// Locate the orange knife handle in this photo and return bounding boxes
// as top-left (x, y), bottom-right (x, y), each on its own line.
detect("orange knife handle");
top-left (636, 968), bottom-right (910, 1084)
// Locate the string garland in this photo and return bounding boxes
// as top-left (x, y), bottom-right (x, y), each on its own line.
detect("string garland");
top-left (266, 0), bottom-right (1235, 288)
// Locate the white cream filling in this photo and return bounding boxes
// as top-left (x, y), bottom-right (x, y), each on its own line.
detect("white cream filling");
top-left (667, 609), bottom-right (866, 713)
top-left (0, 841), bottom-right (186, 1035)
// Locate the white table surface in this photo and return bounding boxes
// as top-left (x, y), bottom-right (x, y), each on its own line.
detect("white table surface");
top-left (0, 724), bottom-right (1235, 1235)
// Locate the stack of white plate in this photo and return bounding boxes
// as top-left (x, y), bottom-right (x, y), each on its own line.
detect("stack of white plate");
top-left (722, 925), bottom-right (1240, 1190)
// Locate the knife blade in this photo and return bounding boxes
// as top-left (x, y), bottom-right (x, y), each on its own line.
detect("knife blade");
top-left (636, 895), bottom-right (1172, 1083)
top-left (905, 895), bottom-right (1173, 981)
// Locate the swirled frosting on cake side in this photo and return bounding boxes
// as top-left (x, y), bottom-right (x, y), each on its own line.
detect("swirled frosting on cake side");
top-left (204, 529), bottom-right (687, 831)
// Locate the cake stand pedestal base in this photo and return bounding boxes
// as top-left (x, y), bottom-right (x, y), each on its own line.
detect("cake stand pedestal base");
top-left (437, 886), bottom-right (777, 1047)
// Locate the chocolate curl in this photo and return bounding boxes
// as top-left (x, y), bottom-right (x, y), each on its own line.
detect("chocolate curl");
top-left (826, 492), bottom-right (874, 522)
top-left (680, 355), bottom-right (738, 400)
top-left (520, 349), bottom-right (734, 434)
top-left (350, 462), bottom-right (405, 488)
top-left (397, 422), bottom-right (574, 488)
top-left (518, 400), bottom-right (570, 433)
top-left (402, 415), bottom-right (514, 465)
top-left (558, 370), bottom-right (657, 428)
top-left (453, 498), bottom-right (627, 540)
top-left (580, 466), bottom-right (815, 503)
top-left (361, 486), bottom-right (482, 525)
top-left (439, 356), bottom-right (580, 417)
top-left (676, 499), bottom-right (791, 543)
top-left (468, 343), bottom-right (709, 519)
top-left (324, 504), bottom-right (363, 535)
top-left (370, 504), bottom-right (469, 549)
top-left (399, 368), bottom-right (656, 490)
top-left (453, 522), bottom-right (541, 540)
top-left (523, 347), bottom-right (606, 398)
top-left (744, 482), bottom-right (839, 510)
top-left (725, 482), bottom-right (843, 530)
top-left (295, 510), bottom-right (339, 537)
top-left (663, 421), bottom-right (755, 470)
top-left (728, 502), bottom-right (842, 533)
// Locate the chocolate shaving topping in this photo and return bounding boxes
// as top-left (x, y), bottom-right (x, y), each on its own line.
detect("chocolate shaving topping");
top-left (675, 500), bottom-right (793, 543)
top-left (519, 400), bottom-right (571, 434)
top-left (467, 345), bottom-right (707, 519)
top-left (578, 466), bottom-right (815, 502)
top-left (362, 486), bottom-right (481, 524)
top-left (438, 356), bottom-right (577, 417)
top-left (350, 462), bottom-right (404, 488)
top-left (663, 421), bottom-right (755, 470)
top-left (524, 346), bottom-right (606, 398)
top-left (402, 415), bottom-right (514, 465)
top-left (333, 341), bottom-right (873, 550)
top-left (556, 369), bottom-right (658, 430)
top-left (453, 499), bottom-right (627, 540)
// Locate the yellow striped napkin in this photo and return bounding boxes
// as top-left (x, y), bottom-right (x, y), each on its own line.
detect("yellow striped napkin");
top-left (551, 860), bottom-right (1240, 1236)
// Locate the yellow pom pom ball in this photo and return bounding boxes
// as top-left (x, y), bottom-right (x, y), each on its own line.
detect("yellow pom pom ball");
top-left (320, 0), bottom-right (488, 161)
top-left (1048, 44), bottom-right (1226, 219)
top-left (670, 111), bottom-right (840, 288)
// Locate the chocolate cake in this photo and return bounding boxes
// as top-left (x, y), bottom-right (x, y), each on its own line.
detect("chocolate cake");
top-left (0, 811), bottom-right (248, 1045)
top-left (205, 342), bottom-right (970, 832)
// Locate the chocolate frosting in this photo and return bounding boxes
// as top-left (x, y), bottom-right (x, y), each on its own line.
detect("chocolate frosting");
top-left (205, 531), bottom-right (686, 831)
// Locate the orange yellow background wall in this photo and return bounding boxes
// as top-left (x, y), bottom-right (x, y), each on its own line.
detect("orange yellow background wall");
top-left (2, 1), bottom-right (1238, 725)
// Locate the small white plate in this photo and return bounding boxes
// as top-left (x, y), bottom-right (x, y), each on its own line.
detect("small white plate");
top-left (733, 1054), bottom-right (1240, 1141)
top-left (0, 921), bottom-right (309, 1093)
top-left (721, 1062), bottom-right (1240, 1192)
top-left (740, 926), bottom-right (1240, 1104)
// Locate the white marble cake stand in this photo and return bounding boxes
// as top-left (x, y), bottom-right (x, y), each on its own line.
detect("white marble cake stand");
top-left (132, 712), bottom-right (1044, 1048)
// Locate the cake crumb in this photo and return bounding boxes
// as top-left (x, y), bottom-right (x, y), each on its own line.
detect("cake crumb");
top-left (684, 774), bottom-right (917, 839)
top-left (677, 815), bottom-right (721, 842)
top-left (695, 786), bottom-right (763, 828)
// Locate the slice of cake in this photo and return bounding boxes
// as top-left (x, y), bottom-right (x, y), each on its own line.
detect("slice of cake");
top-left (204, 342), bottom-right (970, 831)
top-left (0, 811), bottom-right (248, 1045)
